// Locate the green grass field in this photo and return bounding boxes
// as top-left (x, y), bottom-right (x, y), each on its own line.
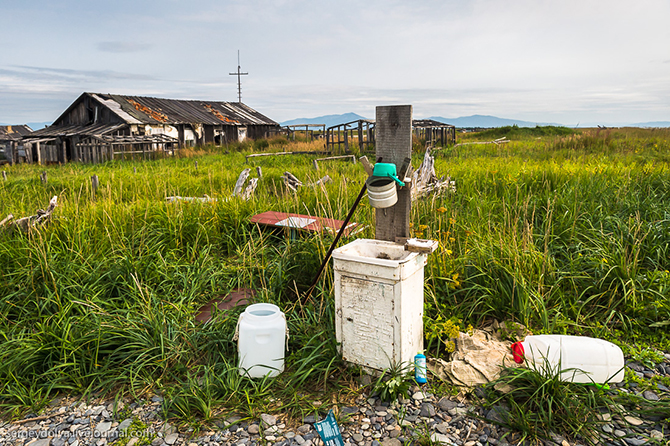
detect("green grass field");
top-left (0, 127), bottom-right (669, 421)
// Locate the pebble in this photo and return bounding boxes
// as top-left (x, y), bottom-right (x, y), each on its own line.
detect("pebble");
top-left (642, 390), bottom-right (659, 401)
top-left (260, 413), bottom-right (277, 426)
top-left (624, 415), bottom-right (645, 426)
top-left (412, 391), bottom-right (426, 401)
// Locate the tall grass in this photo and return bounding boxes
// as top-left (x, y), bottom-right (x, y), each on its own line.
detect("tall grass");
top-left (0, 129), bottom-right (669, 420)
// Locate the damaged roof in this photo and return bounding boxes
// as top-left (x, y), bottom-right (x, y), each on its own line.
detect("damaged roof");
top-left (0, 125), bottom-right (33, 140)
top-left (56, 92), bottom-right (278, 127)
top-left (27, 123), bottom-right (126, 139)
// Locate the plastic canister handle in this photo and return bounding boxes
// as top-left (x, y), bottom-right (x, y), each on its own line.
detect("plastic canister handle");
top-left (511, 341), bottom-right (525, 364)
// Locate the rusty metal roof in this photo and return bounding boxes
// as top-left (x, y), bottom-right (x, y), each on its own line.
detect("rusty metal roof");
top-left (0, 125), bottom-right (33, 140)
top-left (26, 123), bottom-right (126, 139)
top-left (92, 93), bottom-right (278, 126)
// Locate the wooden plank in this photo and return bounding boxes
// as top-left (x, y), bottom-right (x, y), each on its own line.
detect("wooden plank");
top-left (359, 156), bottom-right (373, 176)
top-left (375, 105), bottom-right (412, 241)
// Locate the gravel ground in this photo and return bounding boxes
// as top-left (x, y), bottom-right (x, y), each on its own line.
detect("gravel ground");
top-left (1, 354), bottom-right (668, 446)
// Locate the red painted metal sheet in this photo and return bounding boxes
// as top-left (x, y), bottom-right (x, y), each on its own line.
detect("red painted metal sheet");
top-left (250, 211), bottom-right (364, 236)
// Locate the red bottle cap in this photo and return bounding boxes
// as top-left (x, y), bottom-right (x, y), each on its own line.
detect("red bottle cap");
top-left (511, 342), bottom-right (525, 364)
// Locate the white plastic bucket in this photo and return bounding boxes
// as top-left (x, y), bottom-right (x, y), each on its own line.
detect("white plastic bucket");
top-left (511, 335), bottom-right (624, 383)
top-left (366, 177), bottom-right (397, 209)
top-left (236, 303), bottom-right (287, 378)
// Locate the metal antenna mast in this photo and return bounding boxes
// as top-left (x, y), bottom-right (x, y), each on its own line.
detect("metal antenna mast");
top-left (229, 50), bottom-right (248, 103)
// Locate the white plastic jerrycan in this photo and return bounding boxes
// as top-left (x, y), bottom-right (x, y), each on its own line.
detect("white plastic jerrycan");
top-left (511, 335), bottom-right (625, 384)
top-left (235, 303), bottom-right (288, 378)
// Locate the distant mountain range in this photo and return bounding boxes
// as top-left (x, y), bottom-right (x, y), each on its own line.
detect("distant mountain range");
top-left (630, 121), bottom-right (670, 128)
top-left (280, 113), bottom-right (670, 129)
top-left (428, 115), bottom-right (563, 128)
top-left (280, 113), bottom-right (561, 128)
top-left (280, 113), bottom-right (368, 128)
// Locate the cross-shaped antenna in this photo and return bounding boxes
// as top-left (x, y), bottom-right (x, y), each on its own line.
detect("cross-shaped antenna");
top-left (229, 50), bottom-right (248, 103)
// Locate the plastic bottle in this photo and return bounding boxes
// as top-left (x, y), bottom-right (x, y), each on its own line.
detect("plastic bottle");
top-left (414, 352), bottom-right (427, 384)
top-left (236, 303), bottom-right (287, 378)
top-left (511, 335), bottom-right (624, 384)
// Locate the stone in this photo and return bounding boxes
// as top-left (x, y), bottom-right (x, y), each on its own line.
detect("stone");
top-left (353, 434), bottom-right (364, 442)
top-left (95, 421), bottom-right (112, 434)
top-left (642, 391), bottom-right (659, 401)
top-left (412, 392), bottom-right (426, 401)
top-left (419, 403), bottom-right (436, 418)
top-left (485, 406), bottom-right (508, 424)
top-left (261, 413), bottom-right (277, 426)
top-left (164, 433), bottom-right (179, 445)
top-left (437, 397), bottom-right (457, 411)
top-left (342, 406), bottom-right (359, 415)
top-left (247, 424), bottom-right (259, 434)
top-left (381, 439), bottom-right (402, 446)
top-left (436, 423), bottom-right (449, 434)
top-left (359, 375), bottom-right (373, 386)
top-left (297, 424), bottom-right (312, 434)
top-left (624, 416), bottom-right (644, 426)
top-left (295, 435), bottom-right (305, 444)
top-left (303, 415), bottom-right (317, 424)
top-left (448, 407), bottom-right (469, 417)
top-left (264, 425), bottom-right (282, 436)
top-left (614, 430), bottom-right (626, 438)
top-left (151, 396), bottom-right (163, 403)
top-left (623, 439), bottom-right (647, 446)
top-left (649, 430), bottom-right (663, 440)
top-left (602, 424), bottom-right (613, 434)
top-left (28, 440), bottom-right (52, 446)
top-left (430, 433), bottom-right (452, 445)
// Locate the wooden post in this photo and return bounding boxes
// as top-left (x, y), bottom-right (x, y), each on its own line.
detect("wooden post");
top-left (91, 174), bottom-right (99, 194)
top-left (40, 171), bottom-right (47, 185)
top-left (195, 161), bottom-right (198, 170)
top-left (8, 142), bottom-right (14, 165)
top-left (2, 171), bottom-right (6, 181)
top-left (256, 166), bottom-right (262, 178)
top-left (36, 141), bottom-right (42, 165)
top-left (344, 127), bottom-right (349, 153)
top-left (375, 105), bottom-right (412, 241)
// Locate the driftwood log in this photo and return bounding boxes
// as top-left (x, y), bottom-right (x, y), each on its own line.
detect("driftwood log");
top-left (451, 137), bottom-right (508, 149)
top-left (412, 148), bottom-right (456, 200)
top-left (233, 168), bottom-right (251, 196)
top-left (233, 168), bottom-right (259, 200)
top-left (2, 196), bottom-right (58, 233)
top-left (281, 171), bottom-right (303, 192)
top-left (281, 171), bottom-right (331, 192)
top-left (165, 195), bottom-right (217, 203)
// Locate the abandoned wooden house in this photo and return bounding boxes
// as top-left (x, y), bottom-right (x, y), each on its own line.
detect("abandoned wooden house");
top-left (325, 118), bottom-right (456, 154)
top-left (24, 92), bottom-right (280, 164)
top-left (412, 119), bottom-right (457, 148)
top-left (0, 125), bottom-right (33, 165)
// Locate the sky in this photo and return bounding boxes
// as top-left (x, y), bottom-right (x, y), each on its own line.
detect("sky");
top-left (2, 0), bottom-right (670, 127)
